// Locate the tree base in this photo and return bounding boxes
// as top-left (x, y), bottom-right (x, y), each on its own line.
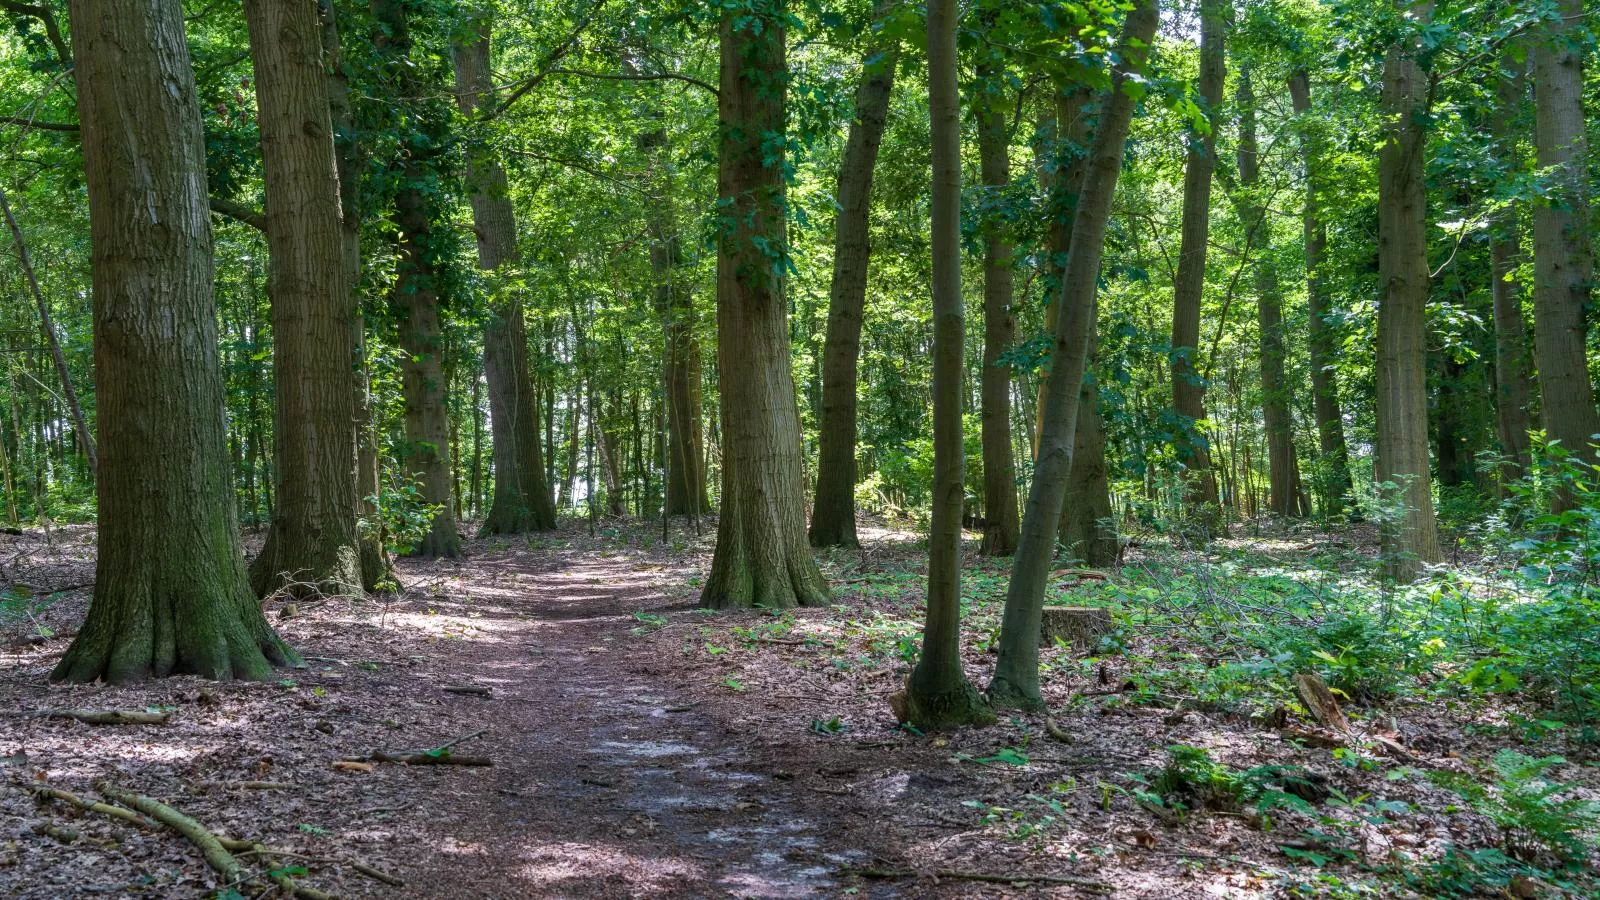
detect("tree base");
top-left (985, 673), bottom-right (1046, 713)
top-left (477, 501), bottom-right (555, 537)
top-left (807, 517), bottom-right (859, 550)
top-left (701, 552), bottom-right (829, 610)
top-left (980, 524), bottom-right (1016, 557)
top-left (901, 678), bottom-right (995, 731)
top-left (248, 532), bottom-right (364, 600)
top-left (411, 519), bottom-right (463, 560)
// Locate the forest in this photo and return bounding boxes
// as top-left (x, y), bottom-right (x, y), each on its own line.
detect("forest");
top-left (2, 0), bottom-right (1600, 895)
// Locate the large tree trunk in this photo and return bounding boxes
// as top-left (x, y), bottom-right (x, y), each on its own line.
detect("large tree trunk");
top-left (702, 4), bottom-right (828, 609)
top-left (374, 0), bottom-right (460, 558)
top-left (1168, 0), bottom-right (1226, 532)
top-left (452, 20), bottom-right (557, 535)
top-left (904, 0), bottom-right (993, 730)
top-left (809, 15), bottom-right (898, 549)
top-left (1376, 1), bottom-right (1441, 581)
top-left (243, 0), bottom-right (366, 600)
top-left (1236, 68), bottom-right (1306, 518)
top-left (1532, 0), bottom-right (1600, 505)
top-left (1288, 71), bottom-right (1354, 516)
top-left (1490, 54), bottom-right (1534, 484)
top-left (53, 0), bottom-right (297, 682)
top-left (976, 68), bottom-right (1020, 557)
top-left (988, 0), bottom-right (1158, 710)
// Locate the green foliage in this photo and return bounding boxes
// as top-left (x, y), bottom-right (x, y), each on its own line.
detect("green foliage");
top-left (1432, 751), bottom-right (1600, 866)
top-left (361, 478), bottom-right (444, 557)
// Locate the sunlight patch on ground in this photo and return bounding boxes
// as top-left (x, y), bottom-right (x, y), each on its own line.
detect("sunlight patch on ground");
top-left (512, 840), bottom-right (701, 889)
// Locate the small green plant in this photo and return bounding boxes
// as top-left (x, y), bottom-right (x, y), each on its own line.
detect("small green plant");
top-left (809, 716), bottom-right (845, 735)
top-left (1433, 750), bottom-right (1600, 866)
top-left (360, 477), bottom-right (444, 557)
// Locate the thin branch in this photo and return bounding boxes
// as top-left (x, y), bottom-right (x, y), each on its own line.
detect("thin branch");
top-left (543, 67), bottom-right (719, 98)
top-left (208, 197), bottom-right (266, 232)
top-left (0, 115), bottom-right (76, 132)
top-left (483, 0), bottom-right (612, 122)
top-left (0, 1), bottom-right (72, 70)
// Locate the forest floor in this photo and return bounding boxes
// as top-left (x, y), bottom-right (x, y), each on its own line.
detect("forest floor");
top-left (0, 518), bottom-right (1597, 898)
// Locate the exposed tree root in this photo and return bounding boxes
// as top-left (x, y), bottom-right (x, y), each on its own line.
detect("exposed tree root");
top-left (31, 785), bottom-right (158, 829)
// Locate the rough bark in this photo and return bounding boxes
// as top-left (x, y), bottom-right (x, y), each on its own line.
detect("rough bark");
top-left (988, 0), bottom-right (1158, 710)
top-left (1489, 54), bottom-right (1534, 483)
top-left (702, 2), bottom-right (828, 609)
top-left (1169, 0), bottom-right (1226, 532)
top-left (452, 19), bottom-right (557, 535)
top-left (374, 0), bottom-right (460, 558)
top-left (905, 0), bottom-right (993, 730)
top-left (243, 0), bottom-right (366, 600)
top-left (1376, 1), bottom-right (1441, 580)
top-left (1288, 70), bottom-right (1353, 515)
top-left (53, 0), bottom-right (297, 682)
top-left (1236, 68), bottom-right (1306, 517)
top-left (976, 68), bottom-right (1020, 557)
top-left (1531, 0), bottom-right (1600, 503)
top-left (809, 15), bottom-right (898, 549)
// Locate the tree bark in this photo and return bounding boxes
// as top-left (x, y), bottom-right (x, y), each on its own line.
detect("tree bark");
top-left (702, 2), bottom-right (828, 609)
top-left (374, 0), bottom-right (460, 558)
top-left (1288, 70), bottom-right (1353, 515)
top-left (1376, 1), bottom-right (1441, 580)
top-left (1060, 296), bottom-right (1118, 566)
top-left (1169, 0), bottom-right (1226, 532)
top-left (988, 0), bottom-right (1158, 710)
top-left (1531, 0), bottom-right (1600, 505)
top-left (1236, 68), bottom-right (1306, 517)
top-left (1489, 53), bottom-right (1534, 483)
top-left (809, 12), bottom-right (898, 549)
top-left (243, 0), bottom-right (366, 600)
top-left (976, 68), bottom-right (1020, 557)
top-left (904, 0), bottom-right (993, 730)
top-left (53, 0), bottom-right (297, 682)
top-left (452, 18), bottom-right (557, 535)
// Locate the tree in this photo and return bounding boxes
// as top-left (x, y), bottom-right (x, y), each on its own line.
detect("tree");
top-left (452, 13), bottom-right (557, 535)
top-left (810, 8), bottom-right (899, 549)
top-left (1489, 52), bottom-right (1533, 482)
top-left (902, 0), bottom-right (993, 730)
top-left (1531, 0), bottom-right (1600, 503)
top-left (374, 0), bottom-right (461, 559)
top-left (701, 0), bottom-right (828, 608)
top-left (53, 0), bottom-right (297, 682)
top-left (1169, 0), bottom-right (1226, 532)
top-left (1375, 0), bottom-right (1441, 580)
top-left (976, 66), bottom-right (1021, 557)
top-left (1287, 69), bottom-right (1353, 514)
top-left (1060, 292), bottom-right (1118, 566)
top-left (243, 0), bottom-right (367, 599)
top-left (988, 0), bottom-right (1159, 710)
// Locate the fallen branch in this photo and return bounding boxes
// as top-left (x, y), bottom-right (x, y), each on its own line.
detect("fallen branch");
top-left (844, 866), bottom-right (1111, 892)
top-left (364, 751), bottom-right (492, 767)
top-left (31, 708), bottom-right (171, 725)
top-left (31, 786), bottom-right (158, 829)
top-left (96, 783), bottom-right (242, 884)
top-left (442, 684), bottom-right (491, 696)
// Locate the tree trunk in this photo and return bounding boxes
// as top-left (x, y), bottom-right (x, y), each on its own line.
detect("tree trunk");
top-left (1490, 53), bottom-right (1534, 484)
top-left (243, 0), bottom-right (366, 600)
top-left (1060, 298), bottom-right (1118, 566)
top-left (53, 0), bottom-right (297, 682)
top-left (703, 4), bottom-right (828, 609)
top-left (904, 0), bottom-right (993, 730)
top-left (452, 20), bottom-right (557, 535)
top-left (1531, 0), bottom-right (1600, 504)
top-left (1288, 70), bottom-right (1354, 515)
top-left (976, 68), bottom-right (1020, 557)
top-left (1435, 352), bottom-right (1469, 487)
top-left (374, 0), bottom-right (460, 559)
top-left (809, 13), bottom-right (898, 549)
top-left (1376, 1), bottom-right (1441, 580)
top-left (1169, 0), bottom-right (1226, 533)
top-left (988, 0), bottom-right (1158, 710)
top-left (1236, 68), bottom-right (1305, 517)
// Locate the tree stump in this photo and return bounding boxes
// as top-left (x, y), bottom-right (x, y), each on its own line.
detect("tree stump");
top-left (1292, 672), bottom-right (1349, 732)
top-left (1039, 606), bottom-right (1112, 650)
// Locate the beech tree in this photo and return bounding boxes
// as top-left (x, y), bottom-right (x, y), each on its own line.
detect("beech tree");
top-left (52, 0), bottom-right (297, 682)
top-left (1489, 52), bottom-right (1534, 482)
top-left (976, 65), bottom-right (1021, 558)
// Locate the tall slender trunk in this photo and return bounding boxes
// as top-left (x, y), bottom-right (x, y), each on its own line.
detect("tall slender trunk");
top-left (1490, 54), bottom-right (1534, 483)
top-left (1061, 295), bottom-right (1118, 565)
top-left (1169, 0), bottom-right (1226, 532)
top-left (54, 0), bottom-right (296, 683)
top-left (1236, 68), bottom-right (1305, 517)
top-left (904, 0), bottom-right (993, 730)
top-left (244, 0), bottom-right (366, 599)
top-left (1288, 71), bottom-right (1353, 515)
top-left (1376, 0), bottom-right (1441, 580)
top-left (702, 2), bottom-right (828, 608)
top-left (988, 0), bottom-right (1158, 709)
top-left (977, 68), bottom-right (1020, 557)
top-left (1531, 0), bottom-right (1600, 504)
top-left (809, 13), bottom-right (899, 548)
top-left (453, 19), bottom-right (557, 534)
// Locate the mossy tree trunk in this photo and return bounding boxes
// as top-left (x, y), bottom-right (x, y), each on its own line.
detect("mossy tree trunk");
top-left (976, 65), bottom-right (1020, 558)
top-left (988, 0), bottom-right (1158, 710)
top-left (243, 0), bottom-right (366, 600)
top-left (452, 17), bottom-right (557, 535)
top-left (809, 10), bottom-right (898, 549)
top-left (702, 0), bottom-right (828, 609)
top-left (53, 0), bottom-right (298, 683)
top-left (905, 0), bottom-right (993, 730)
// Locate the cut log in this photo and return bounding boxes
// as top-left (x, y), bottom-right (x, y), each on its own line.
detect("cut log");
top-left (1039, 606), bottom-right (1112, 650)
top-left (1292, 672), bottom-right (1349, 732)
